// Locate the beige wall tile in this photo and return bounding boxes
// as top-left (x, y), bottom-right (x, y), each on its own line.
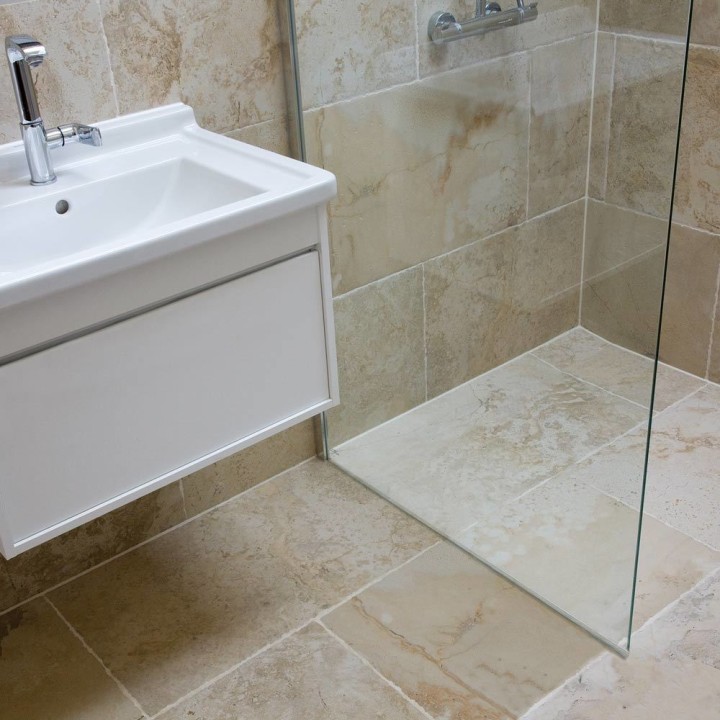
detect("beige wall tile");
top-left (325, 542), bottom-right (602, 720)
top-left (156, 623), bottom-right (427, 720)
top-left (0, 599), bottom-right (141, 720)
top-left (0, 0), bottom-right (117, 143)
top-left (690, 0), bottom-right (720, 46)
top-left (599, 0), bottom-right (689, 38)
top-left (100, 0), bottom-right (286, 134)
top-left (182, 421), bottom-right (317, 517)
top-left (226, 117), bottom-right (291, 156)
top-left (417, 0), bottom-right (596, 78)
top-left (588, 33), bottom-right (615, 199)
top-left (296, 0), bottom-right (416, 109)
top-left (424, 200), bottom-right (583, 397)
top-left (0, 483), bottom-right (185, 614)
top-left (581, 245), bottom-right (665, 356)
top-left (306, 57), bottom-right (530, 295)
top-left (49, 460), bottom-right (436, 714)
top-left (711, 315), bottom-right (720, 383)
top-left (529, 36), bottom-right (594, 217)
top-left (327, 268), bottom-right (425, 447)
top-left (660, 224), bottom-right (720, 377)
top-left (674, 46), bottom-right (720, 234)
top-left (605, 36), bottom-right (685, 217)
top-left (584, 200), bottom-right (667, 280)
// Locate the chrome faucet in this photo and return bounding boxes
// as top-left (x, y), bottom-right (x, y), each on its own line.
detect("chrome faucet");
top-left (5, 35), bottom-right (102, 185)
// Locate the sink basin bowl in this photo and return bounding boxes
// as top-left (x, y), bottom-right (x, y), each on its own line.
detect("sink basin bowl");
top-left (0, 104), bottom-right (336, 307)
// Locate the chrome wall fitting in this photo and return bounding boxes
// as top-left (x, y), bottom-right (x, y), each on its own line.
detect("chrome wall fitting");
top-left (428, 0), bottom-right (539, 44)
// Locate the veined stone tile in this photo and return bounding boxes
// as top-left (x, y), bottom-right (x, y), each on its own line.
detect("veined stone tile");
top-left (417, 0), bottom-right (596, 78)
top-left (100, 0), bottom-right (285, 134)
top-left (568, 385), bottom-right (720, 550)
top-left (691, 0), bottom-right (720, 46)
top-left (333, 354), bottom-right (645, 536)
top-left (424, 202), bottom-right (583, 396)
top-left (181, 420), bottom-right (316, 517)
top-left (588, 33), bottom-right (615, 200)
top-left (304, 56), bottom-right (530, 294)
top-left (325, 542), bottom-right (603, 720)
top-left (581, 244), bottom-right (666, 357)
top-left (0, 0), bottom-right (117, 143)
top-left (529, 36), bottom-right (594, 217)
top-left (296, 0), bottom-right (416, 109)
top-left (661, 223), bottom-right (720, 377)
top-left (524, 570), bottom-right (720, 720)
top-left (605, 36), bottom-right (685, 217)
top-left (459, 478), bottom-right (720, 645)
top-left (327, 268), bottom-right (425, 447)
top-left (674, 46), bottom-right (720, 234)
top-left (226, 117), bottom-right (291, 157)
top-left (48, 460), bottom-right (435, 714)
top-left (583, 200), bottom-right (668, 281)
top-left (156, 623), bottom-right (427, 720)
top-left (534, 327), bottom-right (704, 410)
top-left (0, 483), bottom-right (185, 615)
top-left (0, 599), bottom-right (142, 720)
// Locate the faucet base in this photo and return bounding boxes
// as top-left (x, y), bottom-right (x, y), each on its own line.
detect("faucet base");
top-left (21, 123), bottom-right (56, 185)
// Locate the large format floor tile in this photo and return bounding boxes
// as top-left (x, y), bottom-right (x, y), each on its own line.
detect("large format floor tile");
top-left (157, 622), bottom-right (427, 720)
top-left (324, 542), bottom-right (603, 720)
top-left (48, 460), bottom-right (436, 715)
top-left (524, 569), bottom-right (720, 720)
top-left (333, 354), bottom-right (646, 536)
top-left (0, 599), bottom-right (142, 720)
top-left (459, 478), bottom-right (720, 643)
top-left (533, 327), bottom-right (704, 410)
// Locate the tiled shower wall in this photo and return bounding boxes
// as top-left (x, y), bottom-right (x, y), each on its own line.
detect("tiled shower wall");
top-left (300, 0), bottom-right (597, 445)
top-left (582, 0), bottom-right (720, 383)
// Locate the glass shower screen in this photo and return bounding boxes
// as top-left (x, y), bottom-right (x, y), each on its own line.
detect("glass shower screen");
top-left (284, 0), bottom-right (693, 650)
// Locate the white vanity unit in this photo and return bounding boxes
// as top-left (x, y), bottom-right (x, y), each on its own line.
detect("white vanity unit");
top-left (0, 104), bottom-right (338, 559)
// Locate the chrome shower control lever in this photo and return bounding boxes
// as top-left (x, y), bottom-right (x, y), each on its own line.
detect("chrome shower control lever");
top-left (5, 35), bottom-right (103, 185)
top-left (429, 0), bottom-right (538, 44)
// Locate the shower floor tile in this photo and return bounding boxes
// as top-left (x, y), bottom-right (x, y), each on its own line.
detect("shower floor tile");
top-left (332, 352), bottom-right (646, 537)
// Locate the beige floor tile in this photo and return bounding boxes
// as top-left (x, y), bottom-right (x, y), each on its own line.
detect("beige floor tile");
top-left (325, 543), bottom-right (603, 720)
top-left (157, 622), bottom-right (427, 720)
top-left (534, 327), bottom-right (704, 410)
top-left (48, 460), bottom-right (436, 715)
top-left (524, 569), bottom-right (720, 720)
top-left (0, 599), bottom-right (142, 720)
top-left (459, 478), bottom-right (720, 645)
top-left (333, 354), bottom-right (645, 536)
top-left (582, 385), bottom-right (720, 549)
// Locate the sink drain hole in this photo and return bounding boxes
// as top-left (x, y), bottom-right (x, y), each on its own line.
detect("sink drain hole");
top-left (55, 200), bottom-right (70, 215)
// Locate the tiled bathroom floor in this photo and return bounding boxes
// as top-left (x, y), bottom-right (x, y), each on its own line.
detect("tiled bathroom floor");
top-left (333, 327), bottom-right (719, 642)
top-left (1, 328), bottom-right (719, 720)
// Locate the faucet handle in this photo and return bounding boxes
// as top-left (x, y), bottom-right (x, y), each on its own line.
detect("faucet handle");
top-left (46, 123), bottom-right (103, 149)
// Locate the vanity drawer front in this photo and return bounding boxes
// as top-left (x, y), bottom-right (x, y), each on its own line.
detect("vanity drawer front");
top-left (0, 251), bottom-right (330, 546)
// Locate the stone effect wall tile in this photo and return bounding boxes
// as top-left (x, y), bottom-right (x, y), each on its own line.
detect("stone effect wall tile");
top-left (710, 313), bottom-right (720, 383)
top-left (416, 0), bottom-right (596, 78)
top-left (0, 0), bottom-right (117, 143)
top-left (690, 0), bottom-right (720, 46)
top-left (674, 46), bottom-right (720, 234)
top-left (660, 224), bottom-right (720, 377)
top-left (328, 268), bottom-right (426, 447)
top-left (0, 483), bottom-right (185, 614)
top-left (529, 35), bottom-right (594, 217)
top-left (600, 0), bottom-right (689, 38)
top-left (588, 33), bottom-right (615, 199)
top-left (226, 118), bottom-right (291, 156)
top-left (604, 36), bottom-right (684, 217)
top-left (306, 56), bottom-right (530, 295)
top-left (182, 421), bottom-right (317, 517)
top-left (424, 201), bottom-right (584, 398)
top-left (296, 0), bottom-right (416, 109)
top-left (99, 0), bottom-right (286, 134)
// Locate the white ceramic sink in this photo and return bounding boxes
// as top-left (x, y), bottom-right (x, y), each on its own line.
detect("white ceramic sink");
top-left (0, 104), bottom-right (336, 308)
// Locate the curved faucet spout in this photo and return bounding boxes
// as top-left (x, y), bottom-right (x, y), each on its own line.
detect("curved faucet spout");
top-left (5, 35), bottom-right (46, 125)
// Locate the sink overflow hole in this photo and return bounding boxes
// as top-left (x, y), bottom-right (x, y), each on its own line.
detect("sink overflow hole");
top-left (55, 200), bottom-right (70, 215)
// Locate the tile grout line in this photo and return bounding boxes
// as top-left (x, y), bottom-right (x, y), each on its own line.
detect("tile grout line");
top-left (95, 0), bottom-right (121, 117)
top-left (178, 479), bottom-right (189, 520)
top-left (602, 33), bottom-right (617, 199)
top-left (526, 48), bottom-right (533, 223)
top-left (317, 620), bottom-right (438, 720)
top-left (44, 596), bottom-right (149, 719)
top-left (578, 0), bottom-right (603, 323)
top-left (421, 263), bottom-right (429, 402)
top-left (704, 263), bottom-right (720, 379)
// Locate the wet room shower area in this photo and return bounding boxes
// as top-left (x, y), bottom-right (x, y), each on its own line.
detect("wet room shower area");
top-left (283, 0), bottom-right (695, 650)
